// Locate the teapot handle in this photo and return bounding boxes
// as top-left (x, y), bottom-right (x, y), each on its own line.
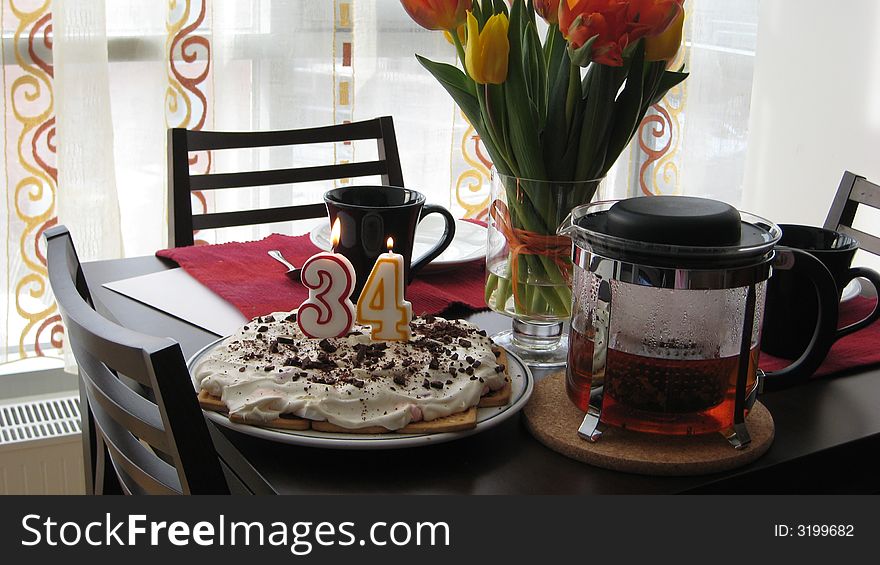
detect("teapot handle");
top-left (557, 212), bottom-right (576, 237)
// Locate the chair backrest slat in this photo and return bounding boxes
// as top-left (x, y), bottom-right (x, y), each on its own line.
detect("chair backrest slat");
top-left (46, 225), bottom-right (230, 495)
top-left (184, 118), bottom-right (388, 151)
top-left (824, 171), bottom-right (880, 257)
top-left (59, 306), bottom-right (164, 389)
top-left (192, 204), bottom-right (328, 231)
top-left (188, 160), bottom-right (391, 191)
top-left (852, 177), bottom-right (880, 208)
top-left (74, 350), bottom-right (169, 452)
top-left (839, 225), bottom-right (880, 256)
top-left (90, 397), bottom-right (181, 495)
top-left (167, 116), bottom-right (404, 247)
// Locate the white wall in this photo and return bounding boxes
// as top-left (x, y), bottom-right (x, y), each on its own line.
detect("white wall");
top-left (742, 0), bottom-right (880, 270)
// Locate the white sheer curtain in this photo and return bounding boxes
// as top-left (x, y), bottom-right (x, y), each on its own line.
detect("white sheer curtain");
top-left (604, 0), bottom-right (759, 205)
top-left (742, 0), bottom-right (880, 271)
top-left (53, 0), bottom-right (122, 261)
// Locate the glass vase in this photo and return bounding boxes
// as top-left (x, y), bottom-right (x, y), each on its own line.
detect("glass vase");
top-left (485, 169), bottom-right (604, 368)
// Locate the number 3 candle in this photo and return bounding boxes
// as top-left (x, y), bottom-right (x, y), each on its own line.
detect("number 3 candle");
top-left (356, 237), bottom-right (413, 341)
top-left (297, 219), bottom-right (356, 338)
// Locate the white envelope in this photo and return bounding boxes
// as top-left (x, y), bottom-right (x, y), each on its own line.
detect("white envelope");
top-left (103, 268), bottom-right (248, 336)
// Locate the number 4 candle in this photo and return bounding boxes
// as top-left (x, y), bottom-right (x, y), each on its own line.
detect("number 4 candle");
top-left (297, 219), bottom-right (357, 338)
top-left (356, 237), bottom-right (413, 341)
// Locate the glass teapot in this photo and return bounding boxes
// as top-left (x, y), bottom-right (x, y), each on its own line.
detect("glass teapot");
top-left (558, 196), bottom-right (783, 448)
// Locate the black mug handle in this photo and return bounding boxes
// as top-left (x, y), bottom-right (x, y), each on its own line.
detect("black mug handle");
top-left (409, 204), bottom-right (456, 281)
top-left (763, 248), bottom-right (840, 391)
top-left (836, 267), bottom-right (880, 339)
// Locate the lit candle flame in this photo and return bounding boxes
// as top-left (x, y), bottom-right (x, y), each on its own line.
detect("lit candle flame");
top-left (331, 218), bottom-right (341, 248)
top-left (386, 237), bottom-right (394, 251)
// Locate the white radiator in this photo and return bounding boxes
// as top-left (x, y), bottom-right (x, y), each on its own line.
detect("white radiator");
top-left (0, 394), bottom-right (85, 495)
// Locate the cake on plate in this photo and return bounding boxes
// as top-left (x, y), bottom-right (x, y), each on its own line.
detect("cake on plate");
top-left (193, 312), bottom-right (511, 433)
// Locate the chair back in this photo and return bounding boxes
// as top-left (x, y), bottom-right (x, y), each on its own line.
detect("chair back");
top-left (45, 225), bottom-right (229, 494)
top-left (824, 171), bottom-right (880, 256)
top-left (168, 116), bottom-right (404, 246)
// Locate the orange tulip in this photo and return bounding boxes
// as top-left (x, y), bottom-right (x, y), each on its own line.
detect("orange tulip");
top-left (534, 0), bottom-right (561, 25)
top-left (559, 0), bottom-right (684, 67)
top-left (626, 0), bottom-right (682, 39)
top-left (645, 5), bottom-right (684, 62)
top-left (400, 0), bottom-right (472, 32)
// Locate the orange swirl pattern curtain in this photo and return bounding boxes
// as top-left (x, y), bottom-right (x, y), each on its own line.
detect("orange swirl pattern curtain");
top-left (0, 0), bottom-right (218, 366)
top-left (1, 0), bottom-right (61, 365)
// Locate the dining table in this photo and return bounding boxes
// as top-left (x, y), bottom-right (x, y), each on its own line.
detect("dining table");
top-left (82, 254), bottom-right (880, 494)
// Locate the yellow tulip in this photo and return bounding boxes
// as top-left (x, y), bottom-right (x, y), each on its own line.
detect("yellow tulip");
top-left (645, 6), bottom-right (685, 63)
top-left (443, 24), bottom-right (466, 46)
top-left (464, 11), bottom-right (509, 85)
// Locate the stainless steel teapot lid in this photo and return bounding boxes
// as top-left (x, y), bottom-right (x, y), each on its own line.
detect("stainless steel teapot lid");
top-left (565, 196), bottom-right (781, 269)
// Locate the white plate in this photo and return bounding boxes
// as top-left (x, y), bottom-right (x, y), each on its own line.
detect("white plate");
top-left (841, 279), bottom-right (861, 302)
top-left (188, 339), bottom-right (533, 450)
top-left (310, 216), bottom-right (486, 274)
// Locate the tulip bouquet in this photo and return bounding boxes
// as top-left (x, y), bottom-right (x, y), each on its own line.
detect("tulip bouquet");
top-left (401, 0), bottom-right (688, 324)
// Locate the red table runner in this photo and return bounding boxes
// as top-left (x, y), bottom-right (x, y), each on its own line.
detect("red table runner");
top-left (759, 295), bottom-right (879, 378)
top-left (156, 232), bottom-right (489, 320)
top-left (157, 235), bottom-right (879, 380)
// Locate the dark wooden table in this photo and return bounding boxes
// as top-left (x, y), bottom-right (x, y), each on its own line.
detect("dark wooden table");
top-left (83, 256), bottom-right (880, 493)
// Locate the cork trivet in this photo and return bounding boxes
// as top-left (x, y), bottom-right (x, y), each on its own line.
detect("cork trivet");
top-left (523, 372), bottom-right (774, 476)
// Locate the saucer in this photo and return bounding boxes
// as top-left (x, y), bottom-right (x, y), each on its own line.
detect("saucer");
top-left (310, 215), bottom-right (486, 274)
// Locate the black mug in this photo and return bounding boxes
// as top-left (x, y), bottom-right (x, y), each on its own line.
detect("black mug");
top-left (761, 224), bottom-right (880, 389)
top-left (324, 186), bottom-right (456, 299)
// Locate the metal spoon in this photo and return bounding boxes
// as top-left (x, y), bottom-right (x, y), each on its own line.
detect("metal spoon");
top-left (268, 250), bottom-right (301, 281)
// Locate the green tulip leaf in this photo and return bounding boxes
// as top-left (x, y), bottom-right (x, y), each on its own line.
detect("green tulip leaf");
top-left (650, 69), bottom-right (689, 106)
top-left (568, 35), bottom-right (599, 68)
top-left (605, 41), bottom-right (647, 170)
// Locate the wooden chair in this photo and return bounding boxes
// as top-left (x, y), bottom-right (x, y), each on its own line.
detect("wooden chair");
top-left (45, 225), bottom-right (273, 494)
top-left (824, 171), bottom-right (880, 255)
top-left (168, 116), bottom-right (405, 247)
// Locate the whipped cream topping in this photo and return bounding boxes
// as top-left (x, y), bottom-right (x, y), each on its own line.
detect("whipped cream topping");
top-left (194, 312), bottom-right (508, 430)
